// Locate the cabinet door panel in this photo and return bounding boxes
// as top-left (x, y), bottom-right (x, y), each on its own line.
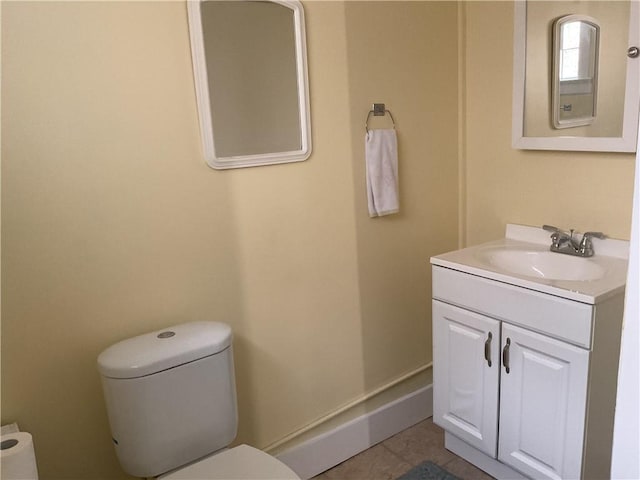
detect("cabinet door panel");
top-left (433, 300), bottom-right (500, 457)
top-left (499, 323), bottom-right (589, 480)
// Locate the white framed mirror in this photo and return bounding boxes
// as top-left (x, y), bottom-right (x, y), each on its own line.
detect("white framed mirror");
top-left (512, 0), bottom-right (640, 152)
top-left (187, 0), bottom-right (312, 169)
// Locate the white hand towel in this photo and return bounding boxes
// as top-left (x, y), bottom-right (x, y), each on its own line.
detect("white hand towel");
top-left (365, 129), bottom-right (399, 217)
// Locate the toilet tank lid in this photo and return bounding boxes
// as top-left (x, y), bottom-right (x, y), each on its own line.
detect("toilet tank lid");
top-left (97, 321), bottom-right (232, 379)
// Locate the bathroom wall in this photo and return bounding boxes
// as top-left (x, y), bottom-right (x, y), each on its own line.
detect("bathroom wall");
top-left (343, 0), bottom-right (459, 410)
top-left (1, 2), bottom-right (457, 479)
top-left (5, 2), bottom-right (634, 479)
top-left (462, 1), bottom-right (636, 245)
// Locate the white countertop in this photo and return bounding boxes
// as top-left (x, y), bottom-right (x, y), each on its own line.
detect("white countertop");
top-left (430, 224), bottom-right (629, 304)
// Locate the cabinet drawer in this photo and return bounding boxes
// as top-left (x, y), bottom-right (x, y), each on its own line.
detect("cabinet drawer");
top-left (432, 266), bottom-right (593, 348)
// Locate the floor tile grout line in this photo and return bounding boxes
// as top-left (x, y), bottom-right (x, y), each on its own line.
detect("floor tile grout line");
top-left (380, 442), bottom-right (414, 470)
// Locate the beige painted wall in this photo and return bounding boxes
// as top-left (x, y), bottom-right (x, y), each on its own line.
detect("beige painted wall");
top-left (463, 1), bottom-right (636, 245)
top-left (1, 2), bottom-right (458, 479)
top-left (343, 0), bottom-right (459, 394)
top-left (3, 2), bottom-right (635, 479)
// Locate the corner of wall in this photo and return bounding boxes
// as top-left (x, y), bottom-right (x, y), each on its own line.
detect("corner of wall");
top-left (457, 1), bottom-right (468, 249)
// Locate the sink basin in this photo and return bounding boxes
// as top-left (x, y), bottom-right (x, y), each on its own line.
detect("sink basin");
top-left (477, 248), bottom-right (605, 281)
top-left (431, 224), bottom-right (629, 304)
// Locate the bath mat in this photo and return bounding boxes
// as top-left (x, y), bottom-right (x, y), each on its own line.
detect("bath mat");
top-left (397, 461), bottom-right (462, 480)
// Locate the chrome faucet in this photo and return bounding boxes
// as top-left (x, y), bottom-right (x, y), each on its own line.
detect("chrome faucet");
top-left (542, 225), bottom-right (605, 257)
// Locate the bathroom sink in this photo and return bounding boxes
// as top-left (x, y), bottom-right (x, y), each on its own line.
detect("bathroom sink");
top-left (430, 224), bottom-right (629, 304)
top-left (476, 248), bottom-right (605, 281)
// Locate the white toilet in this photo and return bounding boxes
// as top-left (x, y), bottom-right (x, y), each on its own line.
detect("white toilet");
top-left (97, 321), bottom-right (300, 480)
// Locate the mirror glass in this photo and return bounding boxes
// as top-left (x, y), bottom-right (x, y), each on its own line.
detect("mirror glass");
top-left (188, 0), bottom-right (312, 169)
top-left (512, 0), bottom-right (639, 152)
top-left (552, 16), bottom-right (600, 129)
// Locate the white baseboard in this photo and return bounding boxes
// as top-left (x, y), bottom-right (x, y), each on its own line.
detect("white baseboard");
top-left (275, 384), bottom-right (433, 479)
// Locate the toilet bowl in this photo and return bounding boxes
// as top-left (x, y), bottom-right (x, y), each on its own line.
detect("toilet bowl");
top-left (159, 445), bottom-right (299, 480)
top-left (97, 321), bottom-right (300, 480)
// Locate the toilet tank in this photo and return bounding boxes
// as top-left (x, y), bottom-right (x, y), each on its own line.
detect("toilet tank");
top-left (97, 321), bottom-right (238, 478)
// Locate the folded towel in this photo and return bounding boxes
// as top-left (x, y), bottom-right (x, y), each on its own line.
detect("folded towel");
top-left (365, 129), bottom-right (399, 217)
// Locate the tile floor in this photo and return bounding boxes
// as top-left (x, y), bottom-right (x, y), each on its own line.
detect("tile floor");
top-left (311, 418), bottom-right (494, 480)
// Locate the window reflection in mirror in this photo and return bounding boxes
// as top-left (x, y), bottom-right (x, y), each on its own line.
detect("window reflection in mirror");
top-left (552, 15), bottom-right (600, 129)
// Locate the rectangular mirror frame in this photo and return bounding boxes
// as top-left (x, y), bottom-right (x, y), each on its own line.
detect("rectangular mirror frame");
top-left (512, 0), bottom-right (639, 153)
top-left (187, 0), bottom-right (312, 169)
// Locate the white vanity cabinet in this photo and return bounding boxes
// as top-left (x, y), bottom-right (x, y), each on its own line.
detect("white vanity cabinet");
top-left (431, 244), bottom-right (627, 480)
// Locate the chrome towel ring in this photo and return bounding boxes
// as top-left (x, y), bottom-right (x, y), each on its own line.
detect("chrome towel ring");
top-left (365, 103), bottom-right (396, 133)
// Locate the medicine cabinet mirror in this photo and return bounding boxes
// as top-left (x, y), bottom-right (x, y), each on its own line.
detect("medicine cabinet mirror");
top-left (187, 0), bottom-right (312, 169)
top-left (512, 0), bottom-right (640, 152)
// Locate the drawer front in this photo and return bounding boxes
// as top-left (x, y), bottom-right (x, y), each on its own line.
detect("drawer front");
top-left (432, 266), bottom-right (593, 348)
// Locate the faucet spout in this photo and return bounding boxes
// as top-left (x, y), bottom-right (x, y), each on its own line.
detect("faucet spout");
top-left (553, 230), bottom-right (580, 253)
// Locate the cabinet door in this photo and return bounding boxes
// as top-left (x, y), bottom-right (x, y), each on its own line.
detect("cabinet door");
top-left (433, 300), bottom-right (500, 457)
top-left (498, 323), bottom-right (589, 480)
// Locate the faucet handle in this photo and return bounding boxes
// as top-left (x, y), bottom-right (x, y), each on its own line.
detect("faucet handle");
top-left (543, 225), bottom-right (571, 248)
top-left (543, 225), bottom-right (572, 238)
top-left (582, 231), bottom-right (605, 240)
top-left (543, 225), bottom-right (562, 245)
top-left (579, 231), bottom-right (606, 256)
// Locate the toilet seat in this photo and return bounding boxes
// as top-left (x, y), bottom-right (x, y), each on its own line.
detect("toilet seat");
top-left (159, 444), bottom-right (301, 480)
